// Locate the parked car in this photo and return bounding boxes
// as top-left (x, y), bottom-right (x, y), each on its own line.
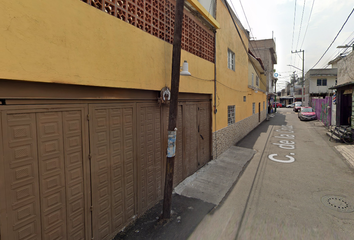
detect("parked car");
top-left (293, 102), bottom-right (302, 112)
top-left (286, 103), bottom-right (294, 108)
top-left (298, 107), bottom-right (316, 121)
top-left (273, 102), bottom-right (283, 108)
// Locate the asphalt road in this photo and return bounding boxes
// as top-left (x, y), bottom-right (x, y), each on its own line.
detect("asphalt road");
top-left (189, 108), bottom-right (354, 240)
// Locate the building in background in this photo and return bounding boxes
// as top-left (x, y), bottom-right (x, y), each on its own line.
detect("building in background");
top-left (304, 68), bottom-right (337, 106)
top-left (249, 39), bottom-right (277, 107)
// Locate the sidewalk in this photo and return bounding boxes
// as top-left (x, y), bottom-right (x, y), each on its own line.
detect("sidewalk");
top-left (335, 145), bottom-right (354, 169)
top-left (114, 146), bottom-right (255, 240)
top-left (314, 121), bottom-right (354, 170)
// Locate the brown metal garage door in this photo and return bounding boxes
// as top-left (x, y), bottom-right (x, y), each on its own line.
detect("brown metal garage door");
top-left (165, 101), bottom-right (212, 188)
top-left (0, 98), bottom-right (210, 240)
top-left (0, 106), bottom-right (89, 240)
top-left (89, 102), bottom-right (164, 240)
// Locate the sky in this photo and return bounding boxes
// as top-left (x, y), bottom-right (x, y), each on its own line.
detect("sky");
top-left (228, 0), bottom-right (354, 91)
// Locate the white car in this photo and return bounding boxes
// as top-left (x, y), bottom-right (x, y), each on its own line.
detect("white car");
top-left (286, 103), bottom-right (294, 108)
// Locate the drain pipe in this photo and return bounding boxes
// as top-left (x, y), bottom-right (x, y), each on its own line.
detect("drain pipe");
top-left (213, 29), bottom-right (217, 159)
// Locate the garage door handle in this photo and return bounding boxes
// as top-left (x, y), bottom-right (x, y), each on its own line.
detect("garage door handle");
top-left (200, 134), bottom-right (204, 140)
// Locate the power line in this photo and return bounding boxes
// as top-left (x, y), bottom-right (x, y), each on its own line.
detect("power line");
top-left (312, 8), bottom-right (354, 69)
top-left (321, 37), bottom-right (354, 69)
top-left (290, 0), bottom-right (298, 66)
top-left (300, 0), bottom-right (315, 49)
top-left (224, 0), bottom-right (248, 54)
top-left (291, 0), bottom-right (298, 51)
top-left (295, 0), bottom-right (306, 50)
top-left (237, 0), bottom-right (262, 59)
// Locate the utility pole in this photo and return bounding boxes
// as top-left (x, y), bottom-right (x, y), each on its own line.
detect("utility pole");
top-left (291, 72), bottom-right (296, 104)
top-left (291, 50), bottom-right (305, 104)
top-left (162, 0), bottom-right (185, 220)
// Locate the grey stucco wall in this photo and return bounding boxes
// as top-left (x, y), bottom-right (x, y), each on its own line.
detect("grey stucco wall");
top-left (338, 51), bottom-right (354, 85)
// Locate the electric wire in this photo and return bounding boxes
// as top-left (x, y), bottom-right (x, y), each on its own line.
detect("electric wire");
top-left (300, 0), bottom-right (315, 49)
top-left (295, 0), bottom-right (306, 51)
top-left (237, 0), bottom-right (262, 58)
top-left (321, 37), bottom-right (354, 69)
top-left (312, 8), bottom-right (354, 69)
top-left (291, 0), bottom-right (298, 50)
top-left (321, 32), bottom-right (354, 68)
top-left (224, 0), bottom-right (248, 54)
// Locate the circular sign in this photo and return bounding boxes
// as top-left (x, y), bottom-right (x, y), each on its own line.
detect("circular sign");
top-left (273, 72), bottom-right (279, 78)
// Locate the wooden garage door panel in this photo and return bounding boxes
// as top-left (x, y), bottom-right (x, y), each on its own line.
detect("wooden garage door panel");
top-left (4, 112), bottom-right (42, 240)
top-left (183, 104), bottom-right (198, 177)
top-left (90, 104), bottom-right (136, 240)
top-left (137, 103), bottom-right (163, 214)
top-left (62, 111), bottom-right (86, 240)
top-left (198, 103), bottom-right (211, 167)
top-left (2, 108), bottom-right (87, 240)
top-left (37, 112), bottom-right (67, 239)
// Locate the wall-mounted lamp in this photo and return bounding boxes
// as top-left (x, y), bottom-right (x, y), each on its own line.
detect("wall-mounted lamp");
top-left (180, 61), bottom-right (191, 76)
top-left (255, 90), bottom-right (258, 94)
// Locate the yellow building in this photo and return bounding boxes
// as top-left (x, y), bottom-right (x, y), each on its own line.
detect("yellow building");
top-left (212, 0), bottom-right (268, 156)
top-left (0, 0), bottom-right (272, 239)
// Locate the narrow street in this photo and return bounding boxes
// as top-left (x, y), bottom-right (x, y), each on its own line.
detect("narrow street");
top-left (189, 108), bottom-right (354, 240)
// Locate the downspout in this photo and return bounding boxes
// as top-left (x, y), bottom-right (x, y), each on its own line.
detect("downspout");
top-left (214, 29), bottom-right (217, 159)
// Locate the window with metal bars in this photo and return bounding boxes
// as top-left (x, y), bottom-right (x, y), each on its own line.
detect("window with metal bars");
top-left (228, 105), bottom-right (235, 125)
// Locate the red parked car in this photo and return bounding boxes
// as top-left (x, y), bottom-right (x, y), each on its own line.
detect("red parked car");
top-left (272, 102), bottom-right (283, 108)
top-left (298, 107), bottom-right (316, 121)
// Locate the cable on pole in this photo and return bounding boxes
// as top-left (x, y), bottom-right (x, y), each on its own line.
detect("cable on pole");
top-left (311, 8), bottom-right (354, 69)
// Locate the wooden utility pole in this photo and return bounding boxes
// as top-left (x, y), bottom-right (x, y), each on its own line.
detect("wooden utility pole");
top-left (162, 0), bottom-right (185, 219)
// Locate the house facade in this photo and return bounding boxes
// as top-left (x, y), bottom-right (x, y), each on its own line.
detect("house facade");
top-left (330, 51), bottom-right (354, 126)
top-left (0, 0), bottom-right (271, 239)
top-left (304, 68), bottom-right (337, 106)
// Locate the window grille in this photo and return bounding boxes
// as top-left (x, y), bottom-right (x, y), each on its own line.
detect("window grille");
top-left (228, 105), bottom-right (235, 125)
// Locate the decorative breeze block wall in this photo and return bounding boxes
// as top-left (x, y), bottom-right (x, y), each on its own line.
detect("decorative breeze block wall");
top-left (82, 0), bottom-right (215, 62)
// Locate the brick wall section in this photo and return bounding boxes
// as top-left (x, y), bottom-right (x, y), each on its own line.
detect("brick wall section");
top-left (212, 110), bottom-right (267, 159)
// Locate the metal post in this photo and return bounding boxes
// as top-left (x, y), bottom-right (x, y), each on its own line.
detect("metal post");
top-left (162, 0), bottom-right (185, 220)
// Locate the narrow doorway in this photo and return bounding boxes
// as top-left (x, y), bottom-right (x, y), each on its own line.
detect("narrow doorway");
top-left (258, 102), bottom-right (261, 122)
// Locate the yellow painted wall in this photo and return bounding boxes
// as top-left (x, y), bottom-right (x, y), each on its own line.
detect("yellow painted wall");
top-left (0, 0), bottom-right (214, 94)
top-left (248, 61), bottom-right (267, 92)
top-left (215, 0), bottom-right (267, 131)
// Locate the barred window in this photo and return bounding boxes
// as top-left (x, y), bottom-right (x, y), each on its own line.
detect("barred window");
top-left (252, 102), bottom-right (255, 114)
top-left (228, 105), bottom-right (235, 125)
